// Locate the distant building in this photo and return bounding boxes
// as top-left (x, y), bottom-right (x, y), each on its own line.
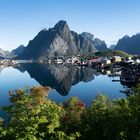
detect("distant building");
top-left (65, 56), bottom-right (80, 64)
top-left (88, 58), bottom-right (98, 64)
top-left (65, 58), bottom-right (71, 64)
top-left (104, 59), bottom-right (111, 64)
top-left (135, 59), bottom-right (140, 64)
top-left (128, 56), bottom-right (132, 60)
top-left (53, 59), bottom-right (63, 64)
top-left (98, 57), bottom-right (111, 64)
top-left (112, 56), bottom-right (122, 62)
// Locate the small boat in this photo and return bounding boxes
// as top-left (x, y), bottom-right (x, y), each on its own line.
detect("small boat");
top-left (112, 79), bottom-right (120, 82)
top-left (108, 74), bottom-right (120, 77)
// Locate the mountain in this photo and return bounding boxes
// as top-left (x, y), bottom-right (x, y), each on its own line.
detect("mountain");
top-left (114, 34), bottom-right (140, 54)
top-left (0, 48), bottom-right (6, 56)
top-left (11, 45), bottom-right (26, 56)
top-left (81, 32), bottom-right (108, 52)
top-left (93, 38), bottom-right (108, 52)
top-left (81, 32), bottom-right (94, 40)
top-left (17, 20), bottom-right (97, 60)
top-left (109, 45), bottom-right (116, 50)
top-left (0, 48), bottom-right (10, 59)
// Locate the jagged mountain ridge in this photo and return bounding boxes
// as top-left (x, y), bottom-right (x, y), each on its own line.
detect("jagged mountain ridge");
top-left (109, 45), bottom-right (116, 50)
top-left (114, 34), bottom-right (140, 54)
top-left (17, 20), bottom-right (98, 60)
top-left (81, 32), bottom-right (108, 52)
top-left (0, 48), bottom-right (6, 56)
top-left (0, 45), bottom-right (26, 59)
top-left (0, 48), bottom-right (11, 58)
top-left (11, 45), bottom-right (26, 56)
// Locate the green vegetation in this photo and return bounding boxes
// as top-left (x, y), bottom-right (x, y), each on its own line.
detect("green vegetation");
top-left (0, 85), bottom-right (140, 140)
top-left (95, 50), bottom-right (130, 57)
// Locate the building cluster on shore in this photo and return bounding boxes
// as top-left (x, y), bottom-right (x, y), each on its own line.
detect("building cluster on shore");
top-left (0, 59), bottom-right (17, 67)
top-left (1, 55), bottom-right (140, 68)
top-left (48, 55), bottom-right (140, 67)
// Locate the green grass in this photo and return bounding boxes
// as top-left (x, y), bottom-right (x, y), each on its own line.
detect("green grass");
top-left (95, 50), bottom-right (130, 57)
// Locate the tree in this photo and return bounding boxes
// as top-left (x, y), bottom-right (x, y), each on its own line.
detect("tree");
top-left (0, 86), bottom-right (79, 140)
top-left (61, 97), bottom-right (85, 134)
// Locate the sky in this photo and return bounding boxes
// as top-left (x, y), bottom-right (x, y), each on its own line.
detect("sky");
top-left (0, 0), bottom-right (140, 51)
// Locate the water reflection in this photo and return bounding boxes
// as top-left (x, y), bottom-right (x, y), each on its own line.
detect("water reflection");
top-left (0, 63), bottom-right (131, 119)
top-left (15, 64), bottom-right (100, 96)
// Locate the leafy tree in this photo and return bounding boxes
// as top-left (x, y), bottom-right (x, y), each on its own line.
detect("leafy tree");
top-left (61, 97), bottom-right (85, 134)
top-left (0, 86), bottom-right (79, 140)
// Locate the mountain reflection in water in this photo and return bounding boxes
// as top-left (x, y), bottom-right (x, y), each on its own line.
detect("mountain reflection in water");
top-left (15, 64), bottom-right (99, 96)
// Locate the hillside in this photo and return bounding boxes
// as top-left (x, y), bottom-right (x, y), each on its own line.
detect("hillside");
top-left (95, 50), bottom-right (130, 57)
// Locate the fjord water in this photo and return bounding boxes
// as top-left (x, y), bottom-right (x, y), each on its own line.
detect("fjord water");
top-left (0, 63), bottom-right (126, 118)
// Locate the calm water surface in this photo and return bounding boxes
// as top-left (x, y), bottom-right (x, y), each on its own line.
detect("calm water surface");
top-left (0, 63), bottom-right (127, 118)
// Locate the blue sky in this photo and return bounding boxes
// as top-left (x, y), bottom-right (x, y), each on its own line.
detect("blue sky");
top-left (0, 0), bottom-right (140, 50)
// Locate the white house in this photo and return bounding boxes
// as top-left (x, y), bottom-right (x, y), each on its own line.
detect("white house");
top-left (136, 59), bottom-right (140, 64)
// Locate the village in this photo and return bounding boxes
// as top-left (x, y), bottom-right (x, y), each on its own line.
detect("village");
top-left (48, 55), bottom-right (140, 66)
top-left (0, 55), bottom-right (140, 69)
top-left (0, 55), bottom-right (140, 66)
top-left (0, 59), bottom-right (17, 67)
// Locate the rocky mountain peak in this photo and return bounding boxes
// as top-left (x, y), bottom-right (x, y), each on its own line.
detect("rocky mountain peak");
top-left (80, 32), bottom-right (108, 52)
top-left (11, 45), bottom-right (26, 56)
top-left (17, 20), bottom-right (99, 59)
top-left (122, 35), bottom-right (130, 39)
top-left (54, 20), bottom-right (70, 33)
top-left (81, 32), bottom-right (94, 40)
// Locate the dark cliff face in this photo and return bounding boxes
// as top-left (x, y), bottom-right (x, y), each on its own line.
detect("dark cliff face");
top-left (15, 63), bottom-right (96, 95)
top-left (93, 38), bottom-right (108, 52)
top-left (17, 20), bottom-right (96, 60)
top-left (81, 32), bottom-right (108, 52)
top-left (114, 34), bottom-right (140, 54)
top-left (109, 45), bottom-right (116, 50)
top-left (81, 32), bottom-right (94, 40)
top-left (71, 31), bottom-right (96, 54)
